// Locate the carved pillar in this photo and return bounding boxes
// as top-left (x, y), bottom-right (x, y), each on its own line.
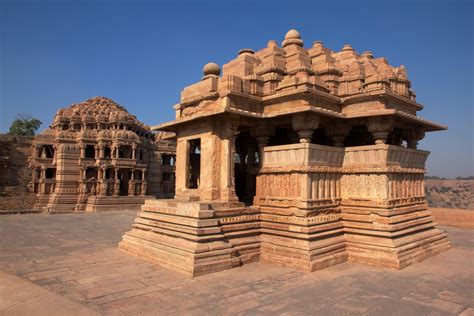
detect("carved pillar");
top-left (247, 143), bottom-right (257, 168)
top-left (99, 143), bottom-right (105, 159)
top-left (132, 143), bottom-right (137, 159)
top-left (367, 117), bottom-right (395, 144)
top-left (403, 129), bottom-right (425, 149)
top-left (94, 145), bottom-right (99, 159)
top-left (326, 123), bottom-right (351, 147)
top-left (220, 117), bottom-right (240, 201)
top-left (252, 122), bottom-right (274, 166)
top-left (114, 168), bottom-right (119, 196)
top-left (34, 145), bottom-right (41, 158)
top-left (292, 113), bottom-right (320, 143)
top-left (80, 143), bottom-right (85, 158)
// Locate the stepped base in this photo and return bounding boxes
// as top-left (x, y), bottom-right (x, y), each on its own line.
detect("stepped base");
top-left (120, 199), bottom-right (451, 277)
top-left (85, 196), bottom-right (149, 212)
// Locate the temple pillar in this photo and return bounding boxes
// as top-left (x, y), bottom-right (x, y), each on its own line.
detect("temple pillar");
top-left (367, 117), bottom-right (394, 144)
top-left (80, 144), bottom-right (85, 158)
top-left (326, 123), bottom-right (351, 147)
top-left (292, 113), bottom-right (320, 143)
top-left (220, 120), bottom-right (239, 202)
top-left (99, 143), bottom-right (105, 159)
top-left (403, 129), bottom-right (425, 149)
top-left (132, 143), bottom-right (137, 159)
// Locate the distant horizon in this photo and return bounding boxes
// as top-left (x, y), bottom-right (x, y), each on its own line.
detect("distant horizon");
top-left (1, 0), bottom-right (472, 178)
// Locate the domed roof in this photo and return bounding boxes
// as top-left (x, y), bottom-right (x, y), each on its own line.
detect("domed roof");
top-left (51, 96), bottom-right (143, 127)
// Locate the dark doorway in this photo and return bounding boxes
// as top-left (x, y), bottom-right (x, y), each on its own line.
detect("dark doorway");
top-left (118, 170), bottom-right (131, 196)
top-left (188, 139), bottom-right (201, 189)
top-left (85, 145), bottom-right (95, 158)
top-left (235, 131), bottom-right (258, 205)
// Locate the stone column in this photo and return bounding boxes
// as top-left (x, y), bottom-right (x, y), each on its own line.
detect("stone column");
top-left (292, 113), bottom-right (320, 143)
top-left (34, 145), bottom-right (41, 158)
top-left (94, 145), bottom-right (99, 159)
top-left (220, 118), bottom-right (240, 201)
top-left (114, 169), bottom-right (119, 196)
top-left (252, 122), bottom-right (274, 166)
top-left (403, 129), bottom-right (425, 149)
top-left (367, 117), bottom-right (395, 144)
top-left (80, 143), bottom-right (85, 158)
top-left (99, 143), bottom-right (105, 159)
top-left (326, 123), bottom-right (351, 147)
top-left (132, 143), bottom-right (137, 159)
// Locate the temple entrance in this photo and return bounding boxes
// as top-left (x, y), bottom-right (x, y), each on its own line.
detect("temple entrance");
top-left (118, 169), bottom-right (131, 196)
top-left (234, 131), bottom-right (258, 205)
top-left (188, 139), bottom-right (201, 189)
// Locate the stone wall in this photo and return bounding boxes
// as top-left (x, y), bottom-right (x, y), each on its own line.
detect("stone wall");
top-left (0, 134), bottom-right (35, 210)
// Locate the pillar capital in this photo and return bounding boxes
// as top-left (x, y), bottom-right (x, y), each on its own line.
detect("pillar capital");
top-left (292, 113), bottom-right (320, 143)
top-left (326, 123), bottom-right (351, 147)
top-left (367, 117), bottom-right (395, 144)
top-left (403, 129), bottom-right (425, 149)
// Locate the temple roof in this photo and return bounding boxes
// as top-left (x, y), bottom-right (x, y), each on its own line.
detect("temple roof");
top-left (154, 29), bottom-right (445, 133)
top-left (50, 96), bottom-right (149, 131)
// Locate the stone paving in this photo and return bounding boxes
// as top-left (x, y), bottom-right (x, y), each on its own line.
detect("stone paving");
top-left (0, 211), bottom-right (473, 315)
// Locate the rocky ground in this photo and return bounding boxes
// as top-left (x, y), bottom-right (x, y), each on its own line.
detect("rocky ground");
top-left (426, 179), bottom-right (474, 209)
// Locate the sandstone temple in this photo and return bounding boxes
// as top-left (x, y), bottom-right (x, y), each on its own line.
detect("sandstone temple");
top-left (30, 97), bottom-right (176, 212)
top-left (119, 29), bottom-right (451, 276)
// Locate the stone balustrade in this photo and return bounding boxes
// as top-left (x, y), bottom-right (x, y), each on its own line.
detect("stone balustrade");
top-left (343, 144), bottom-right (429, 169)
top-left (262, 143), bottom-right (344, 168)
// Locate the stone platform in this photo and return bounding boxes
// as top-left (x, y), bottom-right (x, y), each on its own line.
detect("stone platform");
top-left (1, 211), bottom-right (472, 315)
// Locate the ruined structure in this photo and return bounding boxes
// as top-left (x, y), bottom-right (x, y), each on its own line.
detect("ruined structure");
top-left (119, 30), bottom-right (450, 276)
top-left (30, 97), bottom-right (175, 213)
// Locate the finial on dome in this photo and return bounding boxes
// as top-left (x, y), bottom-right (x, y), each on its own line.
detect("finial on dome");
top-left (342, 44), bottom-right (354, 52)
top-left (361, 51), bottom-right (374, 59)
top-left (202, 62), bottom-right (220, 79)
top-left (267, 40), bottom-right (278, 48)
top-left (282, 29), bottom-right (303, 47)
top-left (238, 48), bottom-right (255, 56)
top-left (285, 29), bottom-right (301, 39)
top-left (312, 40), bottom-right (323, 47)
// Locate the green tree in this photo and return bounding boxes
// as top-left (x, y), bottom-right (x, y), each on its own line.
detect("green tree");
top-left (8, 114), bottom-right (42, 136)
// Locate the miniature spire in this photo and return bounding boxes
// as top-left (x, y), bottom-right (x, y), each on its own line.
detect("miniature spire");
top-left (282, 29), bottom-right (304, 47)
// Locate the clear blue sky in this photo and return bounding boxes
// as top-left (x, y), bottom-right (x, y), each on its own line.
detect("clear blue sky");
top-left (1, 0), bottom-right (472, 178)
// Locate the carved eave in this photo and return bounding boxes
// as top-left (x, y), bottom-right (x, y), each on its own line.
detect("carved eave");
top-left (342, 88), bottom-right (424, 111)
top-left (345, 109), bottom-right (446, 132)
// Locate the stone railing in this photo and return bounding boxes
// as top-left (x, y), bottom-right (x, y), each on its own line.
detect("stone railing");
top-left (343, 144), bottom-right (429, 169)
top-left (262, 143), bottom-right (344, 167)
top-left (112, 158), bottom-right (137, 167)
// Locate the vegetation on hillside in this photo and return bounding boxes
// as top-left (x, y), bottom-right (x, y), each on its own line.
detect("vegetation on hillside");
top-left (8, 114), bottom-right (42, 136)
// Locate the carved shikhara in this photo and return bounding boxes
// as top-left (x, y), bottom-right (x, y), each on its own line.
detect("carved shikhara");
top-left (120, 144), bottom-right (450, 276)
top-left (119, 30), bottom-right (450, 276)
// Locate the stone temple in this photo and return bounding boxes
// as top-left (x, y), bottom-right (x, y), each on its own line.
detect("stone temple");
top-left (118, 29), bottom-right (451, 276)
top-left (30, 96), bottom-right (176, 213)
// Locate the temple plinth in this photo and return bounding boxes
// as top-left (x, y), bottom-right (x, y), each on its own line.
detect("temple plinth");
top-left (119, 30), bottom-right (450, 276)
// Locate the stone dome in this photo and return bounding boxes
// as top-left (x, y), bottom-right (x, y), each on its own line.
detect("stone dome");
top-left (203, 62), bottom-right (221, 76)
top-left (285, 29), bottom-right (301, 39)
